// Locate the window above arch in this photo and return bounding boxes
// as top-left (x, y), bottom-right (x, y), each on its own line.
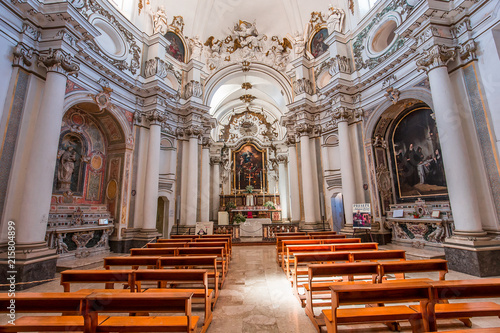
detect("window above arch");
top-left (358, 0), bottom-right (379, 17)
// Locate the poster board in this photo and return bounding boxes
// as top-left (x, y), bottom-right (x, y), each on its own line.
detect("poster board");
top-left (353, 203), bottom-right (372, 229)
top-left (195, 222), bottom-right (214, 236)
top-left (218, 211), bottom-right (229, 225)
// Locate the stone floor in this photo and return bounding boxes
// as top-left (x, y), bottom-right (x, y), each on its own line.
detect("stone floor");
top-left (3, 244), bottom-right (500, 332)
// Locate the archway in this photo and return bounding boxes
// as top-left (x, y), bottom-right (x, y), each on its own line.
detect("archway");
top-left (156, 196), bottom-right (170, 238)
top-left (330, 192), bottom-right (344, 232)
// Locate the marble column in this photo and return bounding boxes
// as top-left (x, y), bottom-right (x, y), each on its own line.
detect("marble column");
top-left (185, 126), bottom-right (202, 225)
top-left (211, 156), bottom-right (221, 221)
top-left (141, 111), bottom-right (164, 233)
top-left (416, 44), bottom-right (483, 236)
top-left (12, 49), bottom-right (79, 286)
top-left (18, 49), bottom-right (79, 244)
top-left (277, 155), bottom-right (290, 220)
top-left (287, 137), bottom-right (301, 223)
top-left (200, 139), bottom-right (210, 222)
top-left (333, 107), bottom-right (357, 230)
top-left (297, 125), bottom-right (317, 226)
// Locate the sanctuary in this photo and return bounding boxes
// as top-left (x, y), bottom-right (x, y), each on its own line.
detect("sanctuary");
top-left (1, 0), bottom-right (500, 288)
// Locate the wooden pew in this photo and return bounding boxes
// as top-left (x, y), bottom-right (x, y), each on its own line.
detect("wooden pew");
top-left (291, 252), bottom-right (351, 306)
top-left (332, 242), bottom-right (378, 252)
top-left (322, 282), bottom-right (432, 333)
top-left (427, 329), bottom-right (500, 333)
top-left (189, 240), bottom-right (230, 260)
top-left (177, 247), bottom-right (227, 286)
top-left (60, 269), bottom-right (133, 292)
top-left (148, 242), bottom-right (188, 248)
top-left (0, 292), bottom-right (90, 332)
top-left (130, 247), bottom-right (178, 256)
top-left (304, 262), bottom-right (379, 331)
top-left (310, 234), bottom-right (347, 239)
top-left (276, 235), bottom-right (311, 266)
top-left (276, 232), bottom-right (306, 236)
top-left (103, 256), bottom-right (159, 270)
top-left (322, 238), bottom-right (361, 245)
top-left (308, 231), bottom-right (337, 236)
top-left (199, 235), bottom-right (232, 257)
top-left (195, 237), bottom-right (232, 258)
top-left (284, 244), bottom-right (335, 279)
top-left (134, 269), bottom-right (212, 333)
top-left (418, 278), bottom-right (500, 331)
top-left (158, 255), bottom-right (220, 306)
top-left (350, 249), bottom-right (406, 262)
top-left (171, 235), bottom-right (199, 239)
top-left (280, 239), bottom-right (322, 269)
top-left (158, 238), bottom-right (193, 243)
top-left (86, 291), bottom-right (199, 333)
top-left (378, 259), bottom-right (448, 283)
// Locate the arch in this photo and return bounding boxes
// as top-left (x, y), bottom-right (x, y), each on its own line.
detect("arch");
top-left (364, 87), bottom-right (434, 140)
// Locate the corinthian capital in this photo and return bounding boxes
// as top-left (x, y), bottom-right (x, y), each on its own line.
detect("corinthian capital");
top-left (146, 110), bottom-right (166, 125)
top-left (210, 156), bottom-right (221, 165)
top-left (184, 125), bottom-right (203, 138)
top-left (37, 48), bottom-right (80, 76)
top-left (416, 44), bottom-right (455, 73)
top-left (332, 106), bottom-right (354, 123)
top-left (295, 123), bottom-right (313, 137)
top-left (276, 154), bottom-right (288, 164)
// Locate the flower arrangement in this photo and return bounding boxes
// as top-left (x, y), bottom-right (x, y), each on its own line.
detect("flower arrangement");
top-left (412, 211), bottom-right (420, 218)
top-left (245, 185), bottom-right (254, 193)
top-left (233, 213), bottom-right (246, 224)
top-left (264, 201), bottom-right (275, 209)
top-left (225, 201), bottom-right (236, 211)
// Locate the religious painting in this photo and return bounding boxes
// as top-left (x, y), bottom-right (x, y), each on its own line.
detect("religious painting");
top-left (391, 107), bottom-right (448, 200)
top-left (164, 32), bottom-right (185, 63)
top-left (310, 28), bottom-right (329, 58)
top-left (233, 143), bottom-right (266, 192)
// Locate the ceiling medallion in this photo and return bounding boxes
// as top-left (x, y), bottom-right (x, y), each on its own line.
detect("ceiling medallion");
top-left (241, 82), bottom-right (252, 90)
top-left (240, 94), bottom-right (256, 104)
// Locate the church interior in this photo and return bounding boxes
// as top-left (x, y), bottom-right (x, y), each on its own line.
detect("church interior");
top-left (1, 0), bottom-right (500, 331)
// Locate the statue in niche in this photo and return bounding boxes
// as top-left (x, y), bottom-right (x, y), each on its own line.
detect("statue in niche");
top-left (151, 6), bottom-right (169, 35)
top-left (326, 5), bottom-right (345, 34)
top-left (57, 146), bottom-right (77, 191)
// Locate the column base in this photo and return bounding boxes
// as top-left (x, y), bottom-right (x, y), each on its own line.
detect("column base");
top-left (299, 221), bottom-right (324, 232)
top-left (443, 236), bottom-right (500, 277)
top-left (137, 228), bottom-right (161, 240)
top-left (0, 242), bottom-right (58, 291)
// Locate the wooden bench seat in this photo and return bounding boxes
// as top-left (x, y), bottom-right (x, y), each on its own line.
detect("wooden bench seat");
top-left (418, 278), bottom-right (500, 331)
top-left (291, 252), bottom-right (351, 306)
top-left (309, 234), bottom-right (347, 239)
top-left (60, 269), bottom-right (133, 292)
top-left (195, 237), bottom-right (232, 258)
top-left (322, 238), bottom-right (361, 245)
top-left (350, 249), bottom-right (406, 262)
top-left (103, 256), bottom-right (159, 270)
top-left (379, 259), bottom-right (448, 283)
top-left (276, 235), bottom-right (312, 266)
top-left (133, 269), bottom-right (212, 333)
top-left (304, 262), bottom-right (379, 331)
top-left (322, 282), bottom-right (432, 333)
top-left (171, 235), bottom-right (200, 239)
top-left (284, 245), bottom-right (335, 278)
top-left (332, 242), bottom-right (378, 251)
top-left (425, 329), bottom-right (500, 333)
top-left (130, 247), bottom-right (178, 256)
top-left (87, 292), bottom-right (199, 333)
top-left (158, 256), bottom-right (220, 306)
top-left (307, 231), bottom-right (337, 236)
top-left (148, 242), bottom-right (188, 248)
top-left (177, 247), bottom-right (227, 286)
top-left (158, 238), bottom-right (193, 243)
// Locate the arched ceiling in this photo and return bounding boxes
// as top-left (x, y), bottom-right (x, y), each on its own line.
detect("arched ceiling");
top-left (147, 0), bottom-right (338, 40)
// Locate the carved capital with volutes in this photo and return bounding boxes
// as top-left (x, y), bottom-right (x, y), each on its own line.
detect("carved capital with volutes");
top-left (184, 125), bottom-right (203, 138)
top-left (416, 44), bottom-right (455, 73)
top-left (285, 133), bottom-right (296, 146)
top-left (13, 43), bottom-right (33, 68)
top-left (146, 110), bottom-right (166, 126)
top-left (276, 154), bottom-right (288, 164)
top-left (295, 123), bottom-right (313, 137)
top-left (459, 39), bottom-right (477, 64)
top-left (210, 156), bottom-right (222, 165)
top-left (37, 48), bottom-right (80, 76)
top-left (332, 106), bottom-right (354, 123)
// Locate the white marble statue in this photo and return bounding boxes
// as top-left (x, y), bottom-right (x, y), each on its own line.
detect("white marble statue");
top-left (151, 6), bottom-right (168, 35)
top-left (58, 146), bottom-right (77, 190)
top-left (188, 35), bottom-right (203, 61)
top-left (326, 5), bottom-right (345, 34)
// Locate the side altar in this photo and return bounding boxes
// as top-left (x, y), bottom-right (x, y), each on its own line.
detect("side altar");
top-left (220, 194), bottom-right (282, 222)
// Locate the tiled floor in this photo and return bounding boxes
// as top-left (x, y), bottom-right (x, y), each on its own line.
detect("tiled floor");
top-left (3, 244), bottom-right (500, 332)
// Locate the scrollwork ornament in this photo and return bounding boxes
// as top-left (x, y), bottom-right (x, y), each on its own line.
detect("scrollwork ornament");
top-left (37, 48), bottom-right (80, 76)
top-left (12, 43), bottom-right (33, 67)
top-left (416, 44), bottom-right (456, 73)
top-left (332, 106), bottom-right (354, 123)
top-left (459, 39), bottom-right (477, 63)
top-left (147, 110), bottom-right (166, 125)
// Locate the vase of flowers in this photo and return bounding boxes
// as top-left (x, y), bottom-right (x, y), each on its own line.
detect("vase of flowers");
top-left (233, 213), bottom-right (246, 224)
top-left (225, 201), bottom-right (236, 212)
top-left (264, 201), bottom-right (275, 210)
top-left (245, 185), bottom-right (254, 194)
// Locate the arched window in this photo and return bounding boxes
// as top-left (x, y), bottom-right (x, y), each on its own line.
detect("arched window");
top-left (358, 0), bottom-right (379, 17)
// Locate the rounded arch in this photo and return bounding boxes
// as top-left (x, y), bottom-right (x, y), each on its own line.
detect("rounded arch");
top-left (363, 87), bottom-right (434, 140)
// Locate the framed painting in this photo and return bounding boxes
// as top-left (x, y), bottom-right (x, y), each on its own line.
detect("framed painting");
top-left (164, 32), bottom-right (185, 63)
top-left (309, 28), bottom-right (329, 58)
top-left (391, 107), bottom-right (448, 200)
top-left (233, 143), bottom-right (267, 192)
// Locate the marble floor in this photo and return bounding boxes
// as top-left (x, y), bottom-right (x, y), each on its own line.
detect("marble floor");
top-left (3, 244), bottom-right (500, 332)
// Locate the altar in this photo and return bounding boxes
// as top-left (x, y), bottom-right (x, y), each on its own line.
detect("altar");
top-left (238, 218), bottom-right (271, 237)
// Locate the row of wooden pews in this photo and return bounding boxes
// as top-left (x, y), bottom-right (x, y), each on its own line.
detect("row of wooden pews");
top-left (275, 231), bottom-right (500, 333)
top-left (0, 233), bottom-right (233, 333)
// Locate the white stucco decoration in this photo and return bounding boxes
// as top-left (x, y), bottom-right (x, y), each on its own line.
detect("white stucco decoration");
top-left (90, 15), bottom-right (128, 61)
top-left (366, 12), bottom-right (401, 58)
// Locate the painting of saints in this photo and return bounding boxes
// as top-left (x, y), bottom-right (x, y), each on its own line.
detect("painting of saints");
top-left (165, 32), bottom-right (185, 62)
top-left (310, 28), bottom-right (329, 58)
top-left (234, 144), bottom-right (266, 191)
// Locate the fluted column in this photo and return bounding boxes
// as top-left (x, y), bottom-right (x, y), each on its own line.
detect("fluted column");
top-left (297, 124), bottom-right (316, 226)
top-left (287, 136), bottom-right (301, 223)
top-left (333, 107), bottom-right (357, 230)
top-left (18, 49), bottom-right (80, 245)
top-left (210, 156), bottom-right (221, 221)
top-left (416, 44), bottom-right (484, 236)
top-left (277, 155), bottom-right (290, 220)
top-left (200, 138), bottom-right (210, 221)
top-left (185, 126), bottom-right (202, 225)
top-left (142, 111), bottom-right (165, 232)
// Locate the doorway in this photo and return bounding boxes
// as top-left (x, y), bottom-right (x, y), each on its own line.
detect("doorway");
top-left (331, 193), bottom-right (344, 232)
top-left (156, 197), bottom-right (170, 238)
